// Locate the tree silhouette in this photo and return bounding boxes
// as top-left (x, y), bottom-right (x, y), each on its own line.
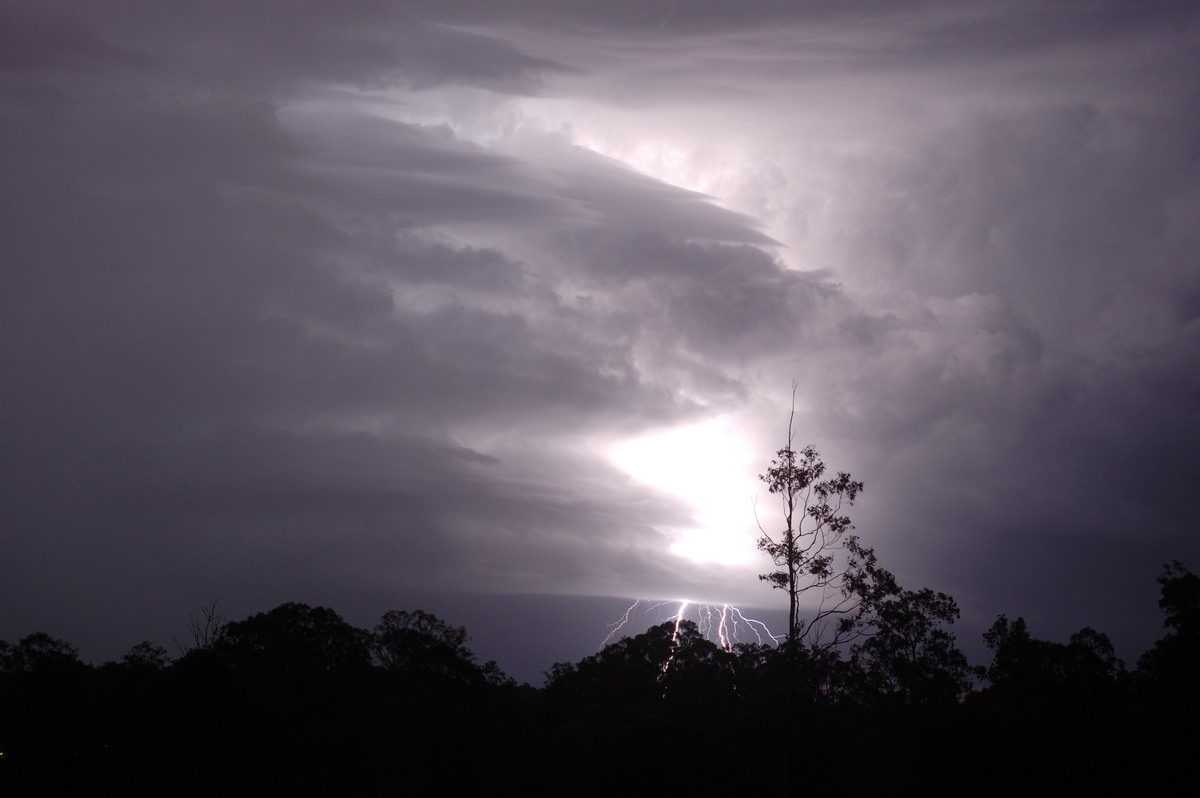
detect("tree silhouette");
top-left (545, 619), bottom-right (737, 719)
top-left (0, 633), bottom-right (86, 675)
top-left (216, 602), bottom-right (370, 675)
top-left (119, 640), bottom-right (171, 670)
top-left (981, 615), bottom-right (1122, 703)
top-left (1137, 561), bottom-right (1199, 692)
top-left (371, 609), bottom-right (491, 685)
top-left (173, 599), bottom-right (224, 656)
top-left (848, 587), bottom-right (972, 704)
top-left (1153, 560), bottom-right (1199, 635)
top-left (756, 390), bottom-right (879, 652)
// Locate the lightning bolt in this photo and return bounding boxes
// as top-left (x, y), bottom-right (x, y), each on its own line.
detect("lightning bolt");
top-left (601, 599), bottom-right (642, 647)
top-left (659, 600), bottom-right (689, 680)
top-left (601, 599), bottom-right (781, 652)
top-left (725, 606), bottom-right (781, 647)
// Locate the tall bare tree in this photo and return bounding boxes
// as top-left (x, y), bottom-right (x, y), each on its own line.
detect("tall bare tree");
top-left (756, 391), bottom-right (884, 653)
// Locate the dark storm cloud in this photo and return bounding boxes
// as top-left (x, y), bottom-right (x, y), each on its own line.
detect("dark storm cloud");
top-left (557, 230), bottom-right (846, 373)
top-left (3, 0), bottom-right (1199, 680)
top-left (411, 0), bottom-right (1183, 40)
top-left (786, 90), bottom-right (1200, 657)
top-left (3, 0), bottom-right (573, 94)
top-left (1, 0), bottom-right (789, 665)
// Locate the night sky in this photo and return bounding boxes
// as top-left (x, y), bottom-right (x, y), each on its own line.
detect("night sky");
top-left (4, 1), bottom-right (1199, 685)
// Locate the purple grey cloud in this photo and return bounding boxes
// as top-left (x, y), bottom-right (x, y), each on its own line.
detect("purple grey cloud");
top-left (3, 0), bottom-right (1198, 682)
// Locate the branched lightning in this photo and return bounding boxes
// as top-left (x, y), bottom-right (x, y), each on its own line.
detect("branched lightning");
top-left (601, 599), bottom-right (782, 654)
top-left (725, 606), bottom-right (780, 646)
top-left (601, 599), bottom-right (642, 647)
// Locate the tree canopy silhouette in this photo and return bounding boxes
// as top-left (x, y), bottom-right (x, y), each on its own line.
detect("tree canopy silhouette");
top-left (371, 608), bottom-right (506, 685)
top-left (214, 602), bottom-right (370, 676)
top-left (848, 587), bottom-right (972, 705)
top-left (1137, 561), bottom-right (1199, 693)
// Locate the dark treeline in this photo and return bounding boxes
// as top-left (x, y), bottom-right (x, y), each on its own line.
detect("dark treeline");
top-left (1, 562), bottom-right (1196, 795)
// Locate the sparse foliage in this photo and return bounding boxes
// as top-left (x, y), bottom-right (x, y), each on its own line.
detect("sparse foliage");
top-left (175, 598), bottom-right (225, 655)
top-left (756, 388), bottom-right (876, 652)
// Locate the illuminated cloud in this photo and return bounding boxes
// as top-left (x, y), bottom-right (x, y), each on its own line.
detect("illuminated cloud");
top-left (2, 1), bottom-right (1198, 680)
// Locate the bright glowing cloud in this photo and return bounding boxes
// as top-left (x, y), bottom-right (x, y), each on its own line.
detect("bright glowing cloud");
top-left (608, 417), bottom-right (759, 566)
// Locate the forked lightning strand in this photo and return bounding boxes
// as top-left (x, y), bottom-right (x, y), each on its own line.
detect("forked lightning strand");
top-left (602, 599), bottom-right (781, 651)
top-left (659, 600), bottom-right (689, 678)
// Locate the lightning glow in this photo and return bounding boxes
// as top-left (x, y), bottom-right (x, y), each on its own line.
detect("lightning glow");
top-left (607, 417), bottom-right (759, 566)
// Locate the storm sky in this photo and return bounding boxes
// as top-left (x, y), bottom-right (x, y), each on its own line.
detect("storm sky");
top-left (4, 1), bottom-right (1199, 683)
